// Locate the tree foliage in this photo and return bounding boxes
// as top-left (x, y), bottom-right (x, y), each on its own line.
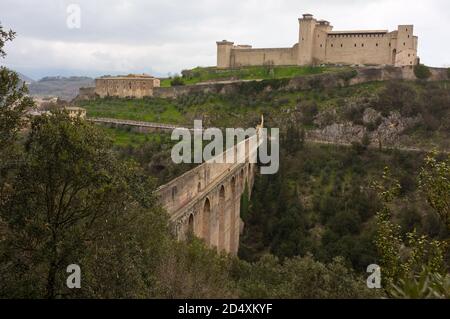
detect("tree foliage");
top-left (372, 165), bottom-right (449, 298)
top-left (419, 152), bottom-right (450, 229)
top-left (0, 23), bottom-right (34, 192)
top-left (234, 254), bottom-right (379, 299)
top-left (0, 112), bottom-right (163, 298)
top-left (414, 64), bottom-right (432, 80)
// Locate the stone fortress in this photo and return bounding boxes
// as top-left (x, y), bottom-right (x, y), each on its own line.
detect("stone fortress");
top-left (94, 74), bottom-right (160, 98)
top-left (76, 12), bottom-right (428, 101)
top-left (217, 13), bottom-right (419, 68)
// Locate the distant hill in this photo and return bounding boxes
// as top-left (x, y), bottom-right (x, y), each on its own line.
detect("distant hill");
top-left (28, 76), bottom-right (95, 101)
top-left (17, 72), bottom-right (35, 85)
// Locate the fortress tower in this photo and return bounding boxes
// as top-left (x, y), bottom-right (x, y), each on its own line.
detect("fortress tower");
top-left (297, 14), bottom-right (317, 65)
top-left (216, 13), bottom-right (419, 69)
top-left (216, 40), bottom-right (234, 68)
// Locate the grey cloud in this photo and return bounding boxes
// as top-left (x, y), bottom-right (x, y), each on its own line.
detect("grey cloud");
top-left (1, 0), bottom-right (449, 79)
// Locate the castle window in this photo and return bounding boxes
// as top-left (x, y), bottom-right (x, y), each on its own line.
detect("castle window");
top-left (376, 43), bottom-right (378, 47)
top-left (362, 43), bottom-right (364, 47)
top-left (403, 42), bottom-right (406, 46)
top-left (331, 44), bottom-right (333, 47)
top-left (408, 35), bottom-right (410, 38)
top-left (320, 44), bottom-right (323, 48)
top-left (341, 44), bottom-right (343, 47)
top-left (389, 43), bottom-right (391, 47)
top-left (354, 43), bottom-right (357, 47)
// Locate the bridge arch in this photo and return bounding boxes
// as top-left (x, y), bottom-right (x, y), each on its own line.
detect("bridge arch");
top-left (218, 185), bottom-right (226, 252)
top-left (188, 214), bottom-right (194, 235)
top-left (202, 198), bottom-right (211, 246)
top-left (172, 186), bottom-right (177, 201)
top-left (239, 169), bottom-right (244, 191)
top-left (229, 177), bottom-right (237, 253)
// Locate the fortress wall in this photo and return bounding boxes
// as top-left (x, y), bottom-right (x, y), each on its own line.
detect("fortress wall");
top-left (152, 67), bottom-right (449, 100)
top-left (218, 15), bottom-right (419, 68)
top-left (154, 83), bottom-right (223, 99)
top-left (95, 78), bottom-right (156, 98)
top-left (394, 25), bottom-right (418, 66)
top-left (429, 68), bottom-right (450, 81)
top-left (395, 48), bottom-right (418, 66)
top-left (75, 87), bottom-right (96, 101)
top-left (311, 28), bottom-right (329, 63)
top-left (321, 34), bottom-right (392, 65)
top-left (230, 47), bottom-right (297, 68)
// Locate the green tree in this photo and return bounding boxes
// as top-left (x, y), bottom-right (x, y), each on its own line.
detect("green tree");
top-left (414, 64), bottom-right (432, 80)
top-left (170, 76), bottom-right (185, 86)
top-left (419, 152), bottom-right (450, 229)
top-left (0, 112), bottom-right (162, 298)
top-left (240, 182), bottom-right (250, 220)
top-left (372, 167), bottom-right (448, 298)
top-left (155, 238), bottom-right (236, 298)
top-left (361, 132), bottom-right (371, 149)
top-left (234, 254), bottom-right (380, 299)
top-left (0, 24), bottom-right (34, 192)
top-left (0, 23), bottom-right (15, 58)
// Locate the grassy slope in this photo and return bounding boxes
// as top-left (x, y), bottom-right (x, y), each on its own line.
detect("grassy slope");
top-left (78, 81), bottom-right (384, 127)
top-left (160, 65), bottom-right (346, 87)
top-left (80, 98), bottom-right (184, 124)
top-left (79, 80), bottom-right (449, 150)
top-left (101, 127), bottom-right (162, 147)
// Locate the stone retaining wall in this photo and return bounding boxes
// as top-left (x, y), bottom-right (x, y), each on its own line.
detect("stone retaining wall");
top-left (76, 66), bottom-right (449, 101)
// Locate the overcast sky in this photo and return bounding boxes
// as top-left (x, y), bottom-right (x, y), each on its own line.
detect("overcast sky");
top-left (0, 0), bottom-right (449, 80)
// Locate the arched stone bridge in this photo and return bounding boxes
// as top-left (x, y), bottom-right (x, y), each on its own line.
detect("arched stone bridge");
top-left (155, 121), bottom-right (263, 255)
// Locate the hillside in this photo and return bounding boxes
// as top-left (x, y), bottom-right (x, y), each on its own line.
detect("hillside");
top-left (77, 79), bottom-right (450, 152)
top-left (28, 76), bottom-right (94, 101)
top-left (22, 66), bottom-right (450, 298)
top-left (17, 72), bottom-right (35, 85)
top-left (79, 73), bottom-right (449, 269)
top-left (161, 65), bottom-right (348, 87)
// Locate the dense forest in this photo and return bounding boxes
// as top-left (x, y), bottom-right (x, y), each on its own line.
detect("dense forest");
top-left (241, 139), bottom-right (448, 270)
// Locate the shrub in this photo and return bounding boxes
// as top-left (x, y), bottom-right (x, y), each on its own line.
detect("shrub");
top-left (447, 68), bottom-right (450, 80)
top-left (375, 81), bottom-right (417, 117)
top-left (339, 69), bottom-right (358, 83)
top-left (170, 76), bottom-right (185, 86)
top-left (299, 101), bottom-right (318, 125)
top-left (414, 64), bottom-right (431, 80)
top-left (361, 133), bottom-right (371, 148)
